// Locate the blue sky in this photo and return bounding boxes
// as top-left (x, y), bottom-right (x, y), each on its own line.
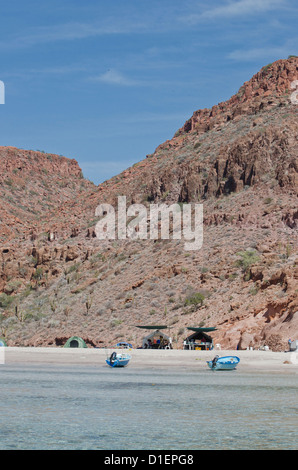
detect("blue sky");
top-left (0, 0), bottom-right (297, 184)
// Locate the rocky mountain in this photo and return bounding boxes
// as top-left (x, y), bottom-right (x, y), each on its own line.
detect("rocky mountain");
top-left (0, 146), bottom-right (95, 242)
top-left (0, 57), bottom-right (297, 351)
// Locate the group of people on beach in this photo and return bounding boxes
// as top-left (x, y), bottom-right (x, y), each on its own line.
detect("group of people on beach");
top-left (143, 336), bottom-right (170, 349)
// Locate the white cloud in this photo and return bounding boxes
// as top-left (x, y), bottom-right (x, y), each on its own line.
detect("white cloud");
top-left (205, 0), bottom-right (284, 18)
top-left (89, 69), bottom-right (176, 88)
top-left (93, 69), bottom-right (140, 87)
top-left (182, 0), bottom-right (286, 23)
top-left (228, 45), bottom-right (288, 60)
top-left (0, 18), bottom-right (148, 50)
top-left (0, 7), bottom-right (190, 51)
top-left (227, 35), bottom-right (298, 61)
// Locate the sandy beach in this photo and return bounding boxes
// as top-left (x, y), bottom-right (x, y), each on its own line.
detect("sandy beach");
top-left (1, 347), bottom-right (297, 373)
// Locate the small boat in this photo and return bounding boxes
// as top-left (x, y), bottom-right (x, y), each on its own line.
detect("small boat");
top-left (207, 355), bottom-right (240, 370)
top-left (115, 342), bottom-right (133, 349)
top-left (106, 351), bottom-right (131, 368)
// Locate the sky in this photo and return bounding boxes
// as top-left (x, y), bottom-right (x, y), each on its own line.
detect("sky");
top-left (0, 0), bottom-right (297, 184)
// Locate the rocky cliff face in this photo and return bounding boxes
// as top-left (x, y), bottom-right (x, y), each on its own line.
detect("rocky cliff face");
top-left (0, 58), bottom-right (297, 351)
top-left (180, 58), bottom-right (298, 134)
top-left (0, 147), bottom-right (95, 242)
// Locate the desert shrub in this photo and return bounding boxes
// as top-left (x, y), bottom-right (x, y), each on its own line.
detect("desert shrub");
top-left (32, 267), bottom-right (43, 280)
top-left (184, 292), bottom-right (205, 308)
top-left (263, 63), bottom-right (272, 74)
top-left (235, 249), bottom-right (260, 281)
top-left (200, 266), bottom-right (208, 273)
top-left (264, 197), bottom-right (273, 204)
top-left (110, 318), bottom-right (122, 328)
top-left (286, 244), bottom-right (292, 259)
top-left (0, 294), bottom-right (13, 309)
top-left (249, 285), bottom-right (259, 295)
top-left (29, 256), bottom-right (38, 267)
top-left (5, 280), bottom-right (21, 294)
top-left (14, 305), bottom-right (29, 323)
top-left (166, 290), bottom-right (175, 297)
top-left (169, 315), bottom-right (179, 325)
top-left (235, 250), bottom-right (259, 272)
top-left (66, 263), bottom-right (80, 274)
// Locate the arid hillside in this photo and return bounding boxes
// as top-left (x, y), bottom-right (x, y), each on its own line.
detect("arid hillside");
top-left (0, 57), bottom-right (297, 351)
top-left (0, 146), bottom-right (95, 243)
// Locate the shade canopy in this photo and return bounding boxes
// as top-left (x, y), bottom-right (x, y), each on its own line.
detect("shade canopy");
top-left (185, 328), bottom-right (216, 345)
top-left (136, 325), bottom-right (168, 330)
top-left (141, 329), bottom-right (172, 348)
top-left (187, 327), bottom-right (217, 332)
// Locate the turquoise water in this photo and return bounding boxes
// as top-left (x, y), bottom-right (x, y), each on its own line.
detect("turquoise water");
top-left (0, 364), bottom-right (297, 450)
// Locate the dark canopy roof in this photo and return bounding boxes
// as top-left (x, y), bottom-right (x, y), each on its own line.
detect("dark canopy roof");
top-left (185, 327), bottom-right (217, 343)
top-left (136, 325), bottom-right (168, 330)
top-left (187, 327), bottom-right (217, 332)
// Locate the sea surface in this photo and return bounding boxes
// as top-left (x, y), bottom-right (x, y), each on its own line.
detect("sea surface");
top-left (0, 363), bottom-right (297, 450)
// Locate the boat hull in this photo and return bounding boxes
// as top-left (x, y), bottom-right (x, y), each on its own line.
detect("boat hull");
top-left (106, 354), bottom-right (131, 368)
top-left (207, 356), bottom-right (240, 370)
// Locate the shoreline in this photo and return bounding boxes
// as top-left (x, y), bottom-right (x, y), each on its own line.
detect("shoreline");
top-left (1, 347), bottom-right (298, 373)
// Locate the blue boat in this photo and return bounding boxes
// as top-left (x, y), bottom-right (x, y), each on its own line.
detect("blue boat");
top-left (115, 342), bottom-right (133, 349)
top-left (207, 355), bottom-right (240, 370)
top-left (106, 351), bottom-right (131, 368)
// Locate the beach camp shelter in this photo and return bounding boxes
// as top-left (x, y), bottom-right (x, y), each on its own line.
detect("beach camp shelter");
top-left (64, 336), bottom-right (87, 348)
top-left (0, 338), bottom-right (7, 347)
top-left (183, 327), bottom-right (217, 350)
top-left (136, 325), bottom-right (172, 349)
top-left (288, 339), bottom-right (298, 352)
